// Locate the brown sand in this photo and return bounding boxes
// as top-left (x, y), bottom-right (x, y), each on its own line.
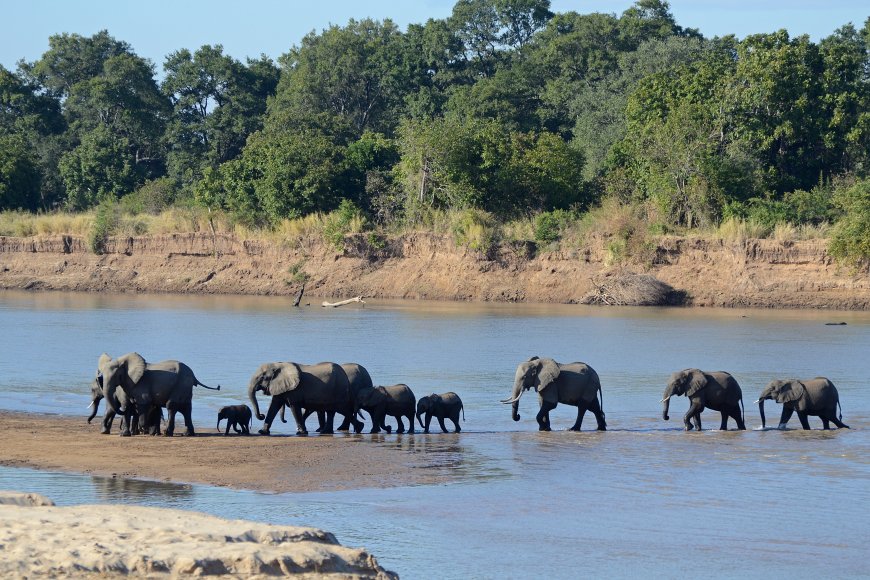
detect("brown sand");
top-left (0, 411), bottom-right (454, 493)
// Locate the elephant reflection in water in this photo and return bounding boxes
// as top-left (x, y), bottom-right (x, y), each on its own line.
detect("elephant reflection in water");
top-left (92, 474), bottom-right (193, 502)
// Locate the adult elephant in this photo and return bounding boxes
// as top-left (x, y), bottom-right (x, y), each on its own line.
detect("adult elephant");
top-left (662, 369), bottom-right (745, 431)
top-left (756, 377), bottom-right (849, 430)
top-left (97, 352), bottom-right (219, 437)
top-left (249, 361), bottom-right (353, 435)
top-left (501, 357), bottom-right (605, 431)
top-left (293, 363), bottom-right (369, 433)
top-left (87, 375), bottom-right (162, 435)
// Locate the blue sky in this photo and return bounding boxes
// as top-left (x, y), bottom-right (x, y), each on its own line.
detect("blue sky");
top-left (2, 1), bottom-right (867, 70)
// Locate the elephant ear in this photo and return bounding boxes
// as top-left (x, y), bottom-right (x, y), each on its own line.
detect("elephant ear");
top-left (122, 352), bottom-right (147, 385)
top-left (686, 370), bottom-right (707, 397)
top-left (535, 358), bottom-right (561, 394)
top-left (775, 381), bottom-right (805, 404)
top-left (269, 363), bottom-right (302, 396)
top-left (98, 353), bottom-right (112, 374)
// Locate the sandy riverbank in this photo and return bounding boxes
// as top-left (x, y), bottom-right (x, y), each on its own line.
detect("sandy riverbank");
top-left (1, 232), bottom-right (868, 309)
top-left (0, 411), bottom-right (459, 494)
top-left (0, 490), bottom-right (395, 578)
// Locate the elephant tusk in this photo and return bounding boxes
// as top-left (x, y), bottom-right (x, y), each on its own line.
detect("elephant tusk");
top-left (754, 399), bottom-right (761, 404)
top-left (500, 395), bottom-right (520, 404)
top-left (86, 401), bottom-right (94, 409)
top-left (660, 396), bottom-right (671, 403)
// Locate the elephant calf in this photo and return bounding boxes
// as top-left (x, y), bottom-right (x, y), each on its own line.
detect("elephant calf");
top-left (417, 392), bottom-right (464, 433)
top-left (757, 377), bottom-right (849, 430)
top-left (217, 404), bottom-right (253, 435)
top-left (355, 384), bottom-right (417, 434)
top-left (662, 368), bottom-right (745, 431)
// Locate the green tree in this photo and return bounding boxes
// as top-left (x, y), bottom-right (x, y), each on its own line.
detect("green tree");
top-left (267, 19), bottom-right (410, 138)
top-left (0, 132), bottom-right (41, 210)
top-left (162, 45), bottom-right (278, 185)
top-left (59, 125), bottom-right (141, 209)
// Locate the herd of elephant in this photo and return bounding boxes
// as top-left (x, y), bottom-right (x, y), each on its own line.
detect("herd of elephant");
top-left (87, 353), bottom-right (850, 437)
top-left (88, 353), bottom-right (464, 437)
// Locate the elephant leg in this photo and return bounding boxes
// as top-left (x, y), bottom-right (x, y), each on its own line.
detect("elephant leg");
top-left (734, 406), bottom-right (746, 430)
top-left (778, 406), bottom-right (794, 429)
top-left (587, 397), bottom-right (606, 431)
top-left (165, 408), bottom-right (177, 437)
top-left (320, 411), bottom-right (336, 434)
top-left (830, 416), bottom-right (850, 429)
top-left (683, 404), bottom-right (698, 431)
top-left (424, 412), bottom-right (433, 434)
top-left (316, 410), bottom-right (326, 433)
top-left (797, 411), bottom-right (811, 430)
top-left (821, 416), bottom-right (831, 430)
top-left (181, 404), bottom-right (195, 436)
top-left (369, 409), bottom-right (382, 434)
top-left (259, 397), bottom-right (285, 436)
top-left (225, 421), bottom-right (231, 435)
top-left (336, 412), bottom-right (351, 432)
top-left (569, 403), bottom-right (588, 431)
top-left (101, 411), bottom-right (114, 435)
top-left (451, 414), bottom-right (461, 433)
top-left (407, 412), bottom-right (415, 434)
top-left (537, 401), bottom-right (556, 431)
top-left (396, 415), bottom-right (405, 434)
top-left (693, 411), bottom-right (702, 431)
top-left (437, 416), bottom-right (449, 433)
top-left (719, 411), bottom-right (729, 431)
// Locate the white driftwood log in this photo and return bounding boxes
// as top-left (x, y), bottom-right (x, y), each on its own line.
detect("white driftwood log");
top-left (321, 296), bottom-right (366, 307)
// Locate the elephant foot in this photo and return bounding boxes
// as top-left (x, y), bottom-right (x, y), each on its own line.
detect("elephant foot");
top-left (684, 424), bottom-right (694, 431)
top-left (538, 426), bottom-right (551, 432)
top-left (423, 428), bottom-right (430, 434)
top-left (397, 428), bottom-right (405, 434)
top-left (320, 429), bottom-right (334, 435)
top-left (383, 426), bottom-right (392, 434)
top-left (258, 428), bottom-right (271, 436)
top-left (163, 431), bottom-right (174, 437)
top-left (296, 429), bottom-right (308, 436)
top-left (120, 430), bottom-right (132, 437)
top-left (568, 426), bottom-right (581, 432)
top-left (408, 428), bottom-right (415, 434)
top-left (100, 428), bottom-right (111, 435)
top-left (597, 426), bottom-right (606, 431)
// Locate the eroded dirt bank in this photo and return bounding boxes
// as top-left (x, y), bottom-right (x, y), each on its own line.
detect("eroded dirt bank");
top-left (1, 231), bottom-right (868, 309)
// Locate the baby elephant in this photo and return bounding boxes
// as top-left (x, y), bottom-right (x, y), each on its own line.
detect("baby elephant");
top-left (355, 384), bottom-right (417, 434)
top-left (417, 392), bottom-right (464, 433)
top-left (217, 404), bottom-right (253, 435)
top-left (757, 377), bottom-right (849, 430)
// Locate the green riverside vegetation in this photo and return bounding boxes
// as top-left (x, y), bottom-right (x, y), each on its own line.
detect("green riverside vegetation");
top-left (1, 1), bottom-right (869, 265)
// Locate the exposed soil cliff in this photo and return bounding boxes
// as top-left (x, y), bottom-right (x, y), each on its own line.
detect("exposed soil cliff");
top-left (1, 232), bottom-right (868, 309)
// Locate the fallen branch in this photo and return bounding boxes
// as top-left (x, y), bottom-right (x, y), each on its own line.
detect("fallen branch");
top-left (293, 284), bottom-right (305, 307)
top-left (321, 296), bottom-right (365, 308)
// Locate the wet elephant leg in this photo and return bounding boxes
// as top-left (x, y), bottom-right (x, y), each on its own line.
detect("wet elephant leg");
top-left (396, 415), bottom-right (405, 434)
top-left (406, 412), bottom-right (415, 434)
top-left (778, 406), bottom-right (794, 429)
top-left (451, 414), bottom-right (461, 433)
top-left (588, 397), bottom-right (606, 431)
top-left (797, 411), bottom-right (811, 430)
top-left (424, 412), bottom-right (433, 434)
top-left (719, 411), bottom-right (729, 431)
top-left (259, 397), bottom-right (286, 435)
top-left (831, 415), bottom-right (850, 429)
top-left (569, 403), bottom-right (588, 431)
top-left (537, 400), bottom-right (556, 431)
top-left (821, 416), bottom-right (830, 430)
top-left (437, 416), bottom-right (449, 433)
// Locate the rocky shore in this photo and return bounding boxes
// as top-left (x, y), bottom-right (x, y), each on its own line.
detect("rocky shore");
top-left (0, 490), bottom-right (395, 578)
top-left (1, 231), bottom-right (868, 309)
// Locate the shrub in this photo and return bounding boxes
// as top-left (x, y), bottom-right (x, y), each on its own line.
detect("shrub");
top-left (322, 199), bottom-right (368, 250)
top-left (450, 208), bottom-right (498, 254)
top-left (534, 210), bottom-right (572, 244)
top-left (829, 180), bottom-right (870, 267)
top-left (88, 199), bottom-right (119, 254)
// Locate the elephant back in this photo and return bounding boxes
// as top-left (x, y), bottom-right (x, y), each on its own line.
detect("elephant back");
top-left (342, 363), bottom-right (373, 397)
top-left (558, 363), bottom-right (600, 402)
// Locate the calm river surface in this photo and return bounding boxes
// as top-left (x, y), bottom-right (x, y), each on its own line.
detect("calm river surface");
top-left (1, 290), bottom-right (868, 578)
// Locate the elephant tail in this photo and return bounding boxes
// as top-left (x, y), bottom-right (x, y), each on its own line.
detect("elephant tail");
top-left (597, 382), bottom-right (604, 414)
top-left (838, 398), bottom-right (843, 422)
top-left (740, 397), bottom-right (745, 425)
top-left (196, 380), bottom-right (221, 391)
top-left (461, 403), bottom-right (465, 422)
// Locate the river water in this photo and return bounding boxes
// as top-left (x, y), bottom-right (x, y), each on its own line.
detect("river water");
top-left (0, 290), bottom-right (868, 578)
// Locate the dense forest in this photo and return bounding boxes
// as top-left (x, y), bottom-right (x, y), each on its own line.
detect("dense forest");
top-left (1, 1), bottom-right (869, 263)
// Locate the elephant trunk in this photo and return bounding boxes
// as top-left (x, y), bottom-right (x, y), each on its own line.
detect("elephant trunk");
top-left (661, 384), bottom-right (676, 421)
top-left (103, 384), bottom-right (122, 415)
top-left (87, 396), bottom-right (101, 423)
top-left (758, 399), bottom-right (766, 429)
top-left (216, 417), bottom-right (223, 432)
top-left (507, 377), bottom-right (523, 421)
top-left (248, 381), bottom-right (264, 421)
top-left (416, 411), bottom-right (424, 429)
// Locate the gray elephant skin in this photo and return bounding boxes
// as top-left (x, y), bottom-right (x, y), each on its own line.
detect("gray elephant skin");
top-left (98, 352), bottom-right (219, 436)
top-left (294, 362), bottom-right (369, 433)
top-left (249, 361), bottom-right (353, 435)
top-left (662, 369), bottom-right (745, 431)
top-left (87, 376), bottom-right (161, 436)
top-left (502, 357), bottom-right (605, 431)
top-left (757, 377), bottom-right (849, 430)
top-left (355, 384), bottom-right (416, 434)
top-left (217, 404), bottom-right (253, 435)
top-left (417, 392), bottom-right (464, 433)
